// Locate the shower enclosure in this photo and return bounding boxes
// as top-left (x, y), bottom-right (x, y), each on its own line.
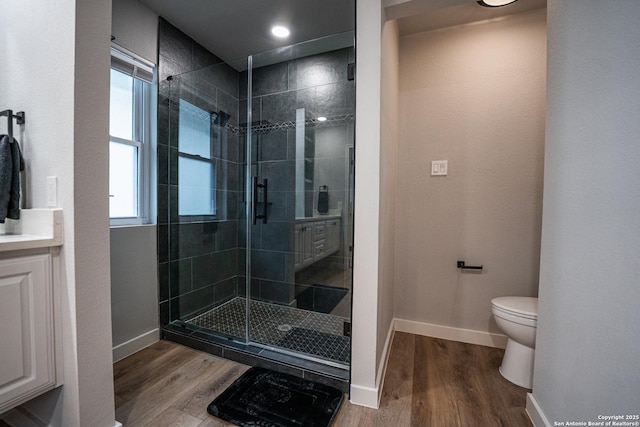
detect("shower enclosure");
top-left (159, 33), bottom-right (355, 381)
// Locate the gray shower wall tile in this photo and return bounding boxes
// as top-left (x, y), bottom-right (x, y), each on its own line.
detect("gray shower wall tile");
top-left (260, 160), bottom-right (295, 193)
top-left (221, 130), bottom-right (241, 164)
top-left (287, 48), bottom-right (351, 92)
top-left (198, 62), bottom-right (240, 99)
top-left (261, 190), bottom-right (291, 222)
top-left (216, 89), bottom-right (240, 129)
top-left (176, 285), bottom-right (215, 319)
top-left (192, 248), bottom-right (238, 289)
top-left (260, 221), bottom-right (294, 253)
top-left (157, 184), bottom-right (169, 225)
top-left (251, 249), bottom-right (287, 282)
top-left (216, 220), bottom-right (238, 251)
top-left (192, 41), bottom-right (223, 72)
top-left (222, 190), bottom-right (239, 220)
top-left (251, 62), bottom-right (289, 97)
top-left (158, 225), bottom-right (169, 263)
top-left (315, 82), bottom-right (354, 119)
top-left (157, 142), bottom-right (170, 186)
top-left (215, 159), bottom-right (239, 192)
top-left (239, 98), bottom-right (262, 128)
top-left (159, 55), bottom-right (190, 82)
top-left (167, 147), bottom-right (178, 185)
top-left (170, 221), bottom-right (218, 259)
top-left (158, 262), bottom-right (170, 302)
top-left (214, 277), bottom-right (238, 304)
top-left (170, 258), bottom-right (193, 298)
top-left (259, 280), bottom-right (295, 305)
top-left (159, 19), bottom-right (192, 65)
top-left (259, 91), bottom-right (297, 125)
top-left (257, 130), bottom-right (288, 162)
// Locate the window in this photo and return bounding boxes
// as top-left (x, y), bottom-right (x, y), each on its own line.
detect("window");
top-left (178, 99), bottom-right (216, 216)
top-left (109, 47), bottom-right (154, 225)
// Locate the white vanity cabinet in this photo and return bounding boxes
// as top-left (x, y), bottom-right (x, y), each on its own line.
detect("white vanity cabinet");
top-left (0, 209), bottom-right (63, 415)
top-left (324, 219), bottom-right (340, 255)
top-left (0, 253), bottom-right (56, 414)
top-left (294, 223), bottom-right (314, 270)
top-left (294, 217), bottom-right (341, 271)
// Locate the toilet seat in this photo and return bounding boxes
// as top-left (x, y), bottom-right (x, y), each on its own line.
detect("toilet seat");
top-left (491, 297), bottom-right (538, 326)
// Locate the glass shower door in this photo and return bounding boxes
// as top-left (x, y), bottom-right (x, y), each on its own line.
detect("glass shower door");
top-left (165, 63), bottom-right (247, 343)
top-left (245, 42), bottom-right (355, 366)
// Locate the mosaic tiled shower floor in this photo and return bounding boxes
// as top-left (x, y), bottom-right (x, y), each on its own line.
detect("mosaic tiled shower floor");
top-left (186, 297), bottom-right (351, 364)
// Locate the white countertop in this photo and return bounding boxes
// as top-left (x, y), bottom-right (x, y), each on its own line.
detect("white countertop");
top-left (295, 214), bottom-right (342, 221)
top-left (296, 208), bottom-right (342, 221)
top-left (0, 209), bottom-right (64, 252)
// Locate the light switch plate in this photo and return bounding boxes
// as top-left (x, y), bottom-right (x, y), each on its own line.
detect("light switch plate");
top-left (431, 160), bottom-right (448, 176)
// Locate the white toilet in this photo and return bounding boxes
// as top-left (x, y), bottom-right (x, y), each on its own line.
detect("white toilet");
top-left (491, 296), bottom-right (538, 389)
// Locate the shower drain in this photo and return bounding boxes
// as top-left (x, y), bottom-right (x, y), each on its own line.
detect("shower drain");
top-left (277, 324), bottom-right (292, 332)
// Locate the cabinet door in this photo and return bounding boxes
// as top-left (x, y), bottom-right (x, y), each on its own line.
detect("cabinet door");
top-left (302, 225), bottom-right (314, 266)
top-left (325, 219), bottom-right (341, 255)
top-left (294, 224), bottom-right (303, 269)
top-left (0, 254), bottom-right (55, 413)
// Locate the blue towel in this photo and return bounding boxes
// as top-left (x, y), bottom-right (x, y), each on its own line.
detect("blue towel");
top-left (0, 134), bottom-right (25, 223)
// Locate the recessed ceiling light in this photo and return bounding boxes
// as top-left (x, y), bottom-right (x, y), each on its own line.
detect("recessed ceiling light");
top-left (477, 0), bottom-right (518, 7)
top-left (317, 116), bottom-right (327, 122)
top-left (271, 26), bottom-right (290, 38)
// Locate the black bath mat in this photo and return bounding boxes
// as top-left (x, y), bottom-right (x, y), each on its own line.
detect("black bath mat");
top-left (207, 367), bottom-right (343, 427)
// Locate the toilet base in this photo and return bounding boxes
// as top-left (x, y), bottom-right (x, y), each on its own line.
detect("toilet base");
top-left (499, 338), bottom-right (534, 389)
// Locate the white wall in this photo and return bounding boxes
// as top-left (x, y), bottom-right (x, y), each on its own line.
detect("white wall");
top-left (530, 0), bottom-right (640, 424)
top-left (110, 226), bottom-right (159, 361)
top-left (110, 0), bottom-right (160, 361)
top-left (377, 14), bottom-right (399, 390)
top-left (350, 0), bottom-right (383, 408)
top-left (0, 0), bottom-right (115, 426)
top-left (394, 9), bottom-right (546, 336)
top-left (111, 0), bottom-right (158, 64)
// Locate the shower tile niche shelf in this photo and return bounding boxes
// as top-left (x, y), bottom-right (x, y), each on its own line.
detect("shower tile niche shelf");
top-left (0, 209), bottom-right (64, 414)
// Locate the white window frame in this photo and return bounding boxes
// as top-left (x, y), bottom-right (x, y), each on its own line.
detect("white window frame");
top-left (109, 46), bottom-right (155, 226)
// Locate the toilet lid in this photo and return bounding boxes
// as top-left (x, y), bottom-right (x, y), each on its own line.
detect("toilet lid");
top-left (491, 296), bottom-right (538, 318)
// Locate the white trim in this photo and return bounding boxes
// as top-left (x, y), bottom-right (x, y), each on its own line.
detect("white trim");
top-left (112, 328), bottom-right (159, 362)
top-left (348, 319), bottom-right (395, 408)
top-left (115, 422), bottom-right (123, 427)
top-left (349, 383), bottom-right (379, 408)
top-left (374, 319), bottom-right (396, 407)
top-left (394, 318), bottom-right (508, 349)
top-left (526, 393), bottom-right (551, 427)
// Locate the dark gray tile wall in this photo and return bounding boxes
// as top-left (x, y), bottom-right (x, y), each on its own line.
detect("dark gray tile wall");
top-left (158, 19), bottom-right (243, 325)
top-left (158, 17), bottom-right (353, 325)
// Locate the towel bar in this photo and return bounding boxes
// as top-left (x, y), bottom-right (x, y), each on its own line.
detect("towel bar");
top-left (1, 109), bottom-right (26, 143)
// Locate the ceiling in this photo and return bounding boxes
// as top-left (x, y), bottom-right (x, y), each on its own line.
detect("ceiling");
top-left (397, 0), bottom-right (547, 36)
top-left (137, 0), bottom-right (546, 64)
top-left (138, 0), bottom-right (356, 64)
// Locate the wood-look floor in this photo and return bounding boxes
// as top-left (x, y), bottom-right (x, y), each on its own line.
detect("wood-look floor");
top-left (114, 333), bottom-right (532, 427)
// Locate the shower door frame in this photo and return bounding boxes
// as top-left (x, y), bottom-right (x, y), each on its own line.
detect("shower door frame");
top-left (239, 49), bottom-right (354, 370)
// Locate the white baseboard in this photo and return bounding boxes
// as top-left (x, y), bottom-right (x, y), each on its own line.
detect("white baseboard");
top-left (115, 421), bottom-right (123, 427)
top-left (349, 383), bottom-right (379, 408)
top-left (349, 319), bottom-right (395, 409)
top-left (394, 318), bottom-right (508, 349)
top-left (526, 393), bottom-right (551, 427)
top-left (112, 328), bottom-right (159, 362)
